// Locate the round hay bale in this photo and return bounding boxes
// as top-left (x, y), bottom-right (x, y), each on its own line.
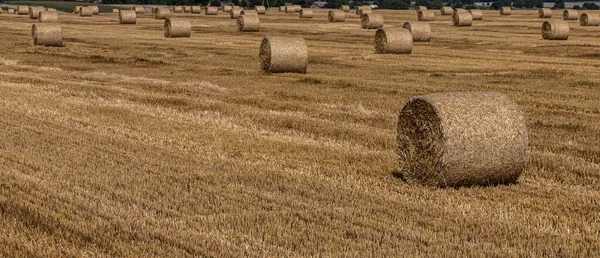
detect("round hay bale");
top-left (132, 6), bottom-right (144, 13)
top-left (164, 18), bottom-right (191, 38)
top-left (563, 10), bottom-right (578, 20)
top-left (279, 6), bottom-right (285, 12)
top-left (453, 8), bottom-right (466, 13)
top-left (328, 10), bottom-right (345, 22)
top-left (440, 7), bottom-right (452, 15)
top-left (17, 6), bottom-right (29, 15)
top-left (374, 27), bottom-right (412, 54)
top-left (403, 21), bottom-right (431, 42)
top-left (183, 6), bottom-right (191, 13)
top-left (90, 6), bottom-right (99, 15)
top-left (542, 20), bottom-right (569, 40)
top-left (293, 5), bottom-right (301, 12)
top-left (119, 10), bottom-right (136, 24)
top-left (38, 11), bottom-right (58, 23)
top-left (189, 6), bottom-right (200, 13)
top-left (205, 6), bottom-right (218, 15)
top-left (416, 6), bottom-right (427, 12)
top-left (237, 15), bottom-right (260, 32)
top-left (285, 5), bottom-right (295, 13)
top-left (79, 7), bottom-right (93, 17)
top-left (112, 9), bottom-right (119, 13)
top-left (469, 9), bottom-right (483, 20)
top-left (153, 7), bottom-right (171, 19)
top-left (397, 92), bottom-right (528, 187)
top-left (358, 8), bottom-right (372, 17)
top-left (32, 23), bottom-right (63, 47)
top-left (259, 36), bottom-right (308, 74)
top-left (47, 8), bottom-right (56, 12)
top-left (8, 9), bottom-right (15, 14)
top-left (538, 8), bottom-right (551, 18)
top-left (418, 10), bottom-right (435, 21)
top-left (73, 6), bottom-right (82, 13)
top-left (361, 13), bottom-right (384, 29)
top-left (241, 9), bottom-right (258, 15)
top-left (28, 6), bottom-right (44, 19)
top-left (230, 8), bottom-right (241, 19)
top-left (499, 7), bottom-right (511, 15)
top-left (356, 6), bottom-right (372, 15)
top-left (299, 9), bottom-right (313, 18)
top-left (223, 6), bottom-right (232, 12)
top-left (579, 12), bottom-right (600, 26)
top-left (173, 6), bottom-right (183, 13)
top-left (255, 6), bottom-right (266, 14)
top-left (341, 5), bottom-right (350, 12)
top-left (452, 11), bottom-right (473, 26)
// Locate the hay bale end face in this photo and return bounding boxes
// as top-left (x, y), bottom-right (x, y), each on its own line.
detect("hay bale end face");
top-left (28, 6), bottom-right (44, 19)
top-left (340, 5), bottom-right (350, 12)
top-left (164, 18), bottom-right (191, 38)
top-left (563, 10), bottom-right (578, 20)
top-left (205, 6), bottom-right (218, 15)
top-left (259, 36), bottom-right (308, 74)
top-left (418, 10), bottom-right (435, 21)
top-left (538, 8), bottom-right (552, 18)
top-left (499, 7), bottom-right (512, 15)
top-left (374, 27), bottom-right (412, 54)
top-left (579, 13), bottom-right (600, 26)
top-left (361, 13), bottom-right (384, 29)
top-left (255, 6), bottom-right (266, 14)
top-left (32, 23), bottom-right (63, 47)
top-left (119, 10), bottom-right (136, 24)
top-left (79, 7), bottom-right (93, 17)
top-left (440, 7), bottom-right (452, 15)
top-left (403, 21), bottom-right (431, 42)
top-left (397, 92), bottom-right (528, 187)
top-left (299, 9), bottom-right (313, 18)
top-left (230, 9), bottom-right (241, 19)
top-left (542, 20), bottom-right (569, 40)
top-left (452, 12), bottom-right (473, 26)
top-left (39, 11), bottom-right (59, 23)
top-left (469, 9), bottom-right (483, 20)
top-left (237, 15), bottom-right (260, 32)
top-left (328, 10), bottom-right (345, 22)
top-left (153, 7), bottom-right (171, 19)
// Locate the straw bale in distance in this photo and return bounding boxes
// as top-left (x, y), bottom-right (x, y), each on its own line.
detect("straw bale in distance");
top-left (452, 11), bottom-right (472, 26)
top-left (538, 8), bottom-right (551, 18)
top-left (340, 5), bottom-right (350, 12)
top-left (356, 6), bottom-right (372, 15)
top-left (285, 5), bottom-right (295, 13)
top-left (416, 6), bottom-right (427, 11)
top-left (328, 10), bottom-right (345, 22)
top-left (418, 10), bottom-right (435, 21)
top-left (230, 8), bottom-right (241, 19)
top-left (223, 6), bottom-right (232, 12)
top-left (18, 6), bottom-right (29, 15)
top-left (499, 7), bottom-right (511, 15)
top-left (153, 7), bottom-right (171, 19)
top-left (205, 6), bottom-right (218, 15)
top-left (259, 36), bottom-right (308, 73)
top-left (183, 6), bottom-right (191, 12)
top-left (469, 9), bottom-right (483, 20)
top-left (440, 7), bottom-right (452, 15)
top-left (361, 13), bottom-right (384, 29)
top-left (74, 6), bottom-right (82, 13)
top-left (293, 5), bottom-right (301, 12)
top-left (563, 10), bottom-right (578, 20)
top-left (32, 23), bottom-right (63, 47)
top-left (403, 21), bottom-right (431, 42)
top-left (173, 6), bottom-right (183, 13)
top-left (241, 9), bottom-right (258, 15)
top-left (453, 8), bottom-right (466, 13)
top-left (164, 18), bottom-right (191, 38)
top-left (119, 10), bottom-right (136, 24)
top-left (90, 6), bottom-right (99, 14)
top-left (255, 6), bottom-right (266, 14)
top-left (28, 6), bottom-right (44, 19)
top-left (358, 8), bottom-right (372, 17)
top-left (299, 9), bottom-right (313, 18)
top-left (374, 27), bottom-right (412, 54)
top-left (279, 6), bottom-right (285, 12)
top-left (191, 6), bottom-right (201, 13)
top-left (397, 92), bottom-right (528, 187)
top-left (39, 11), bottom-right (58, 23)
top-left (542, 20), bottom-right (569, 40)
top-left (8, 9), bottom-right (15, 14)
top-left (79, 7), bottom-right (93, 17)
top-left (112, 9), bottom-right (119, 13)
top-left (579, 12), bottom-right (600, 26)
top-left (47, 8), bottom-right (56, 12)
top-left (237, 15), bottom-right (260, 32)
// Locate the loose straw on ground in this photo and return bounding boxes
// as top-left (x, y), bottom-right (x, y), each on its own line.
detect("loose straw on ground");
top-left (469, 9), bottom-right (483, 20)
top-left (237, 15), bottom-right (260, 32)
top-left (328, 10), bottom-right (345, 22)
top-left (403, 21), bottom-right (431, 42)
top-left (418, 10), bottom-right (434, 21)
top-left (259, 36), bottom-right (308, 74)
top-left (361, 13), bottom-right (383, 29)
top-left (299, 9), bottom-right (313, 18)
top-left (39, 11), bottom-right (58, 23)
top-left (579, 12), bottom-right (600, 26)
top-left (542, 20), bottom-right (569, 40)
top-left (453, 12), bottom-right (472, 26)
top-left (164, 18), bottom-right (191, 38)
top-left (563, 10), bottom-right (578, 20)
top-left (374, 28), bottom-right (412, 54)
top-left (119, 10), bottom-right (136, 24)
top-left (32, 23), bottom-right (63, 47)
top-left (538, 8), bottom-right (551, 18)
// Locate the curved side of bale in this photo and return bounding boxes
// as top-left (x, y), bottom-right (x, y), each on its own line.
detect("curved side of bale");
top-left (361, 13), bottom-right (384, 29)
top-left (223, 6), bottom-right (232, 12)
top-left (119, 10), bottom-right (136, 24)
top-left (341, 5), bottom-right (350, 12)
top-left (39, 11), bottom-right (58, 23)
top-left (79, 7), bottom-right (93, 17)
top-left (133, 6), bottom-right (144, 13)
top-left (230, 8), bottom-right (241, 19)
top-left (255, 6), bottom-right (266, 14)
top-left (279, 6), bottom-right (285, 12)
top-left (328, 10), bottom-right (345, 22)
top-left (237, 15), bottom-right (260, 32)
top-left (356, 5), bottom-right (372, 15)
top-left (190, 6), bottom-right (201, 13)
top-left (259, 36), bottom-right (308, 74)
top-left (499, 7), bottom-right (511, 15)
top-left (173, 6), bottom-right (183, 13)
top-left (452, 12), bottom-right (473, 26)
top-left (90, 6), bottom-right (99, 14)
top-left (563, 10), bottom-right (578, 20)
top-left (285, 6), bottom-right (295, 13)
top-left (32, 23), bottom-right (63, 47)
top-left (205, 6), bottom-right (218, 15)
top-left (153, 7), bottom-right (171, 19)
top-left (374, 27), bottom-right (412, 54)
top-left (241, 9), bottom-right (258, 15)
top-left (28, 7), bottom-right (44, 19)
top-left (440, 7), bottom-right (452, 15)
top-left (579, 13), bottom-right (600, 26)
top-left (293, 5), bottom-right (301, 12)
top-left (73, 6), bottom-right (82, 13)
top-left (538, 8), bottom-right (551, 18)
top-left (299, 9), bottom-right (313, 18)
top-left (469, 9), bottom-right (483, 20)
top-left (403, 21), bottom-right (431, 42)
top-left (397, 92), bottom-right (528, 187)
top-left (358, 8), bottom-right (372, 17)
top-left (542, 20), bottom-right (569, 40)
top-left (164, 18), bottom-right (191, 38)
top-left (418, 10), bottom-right (435, 21)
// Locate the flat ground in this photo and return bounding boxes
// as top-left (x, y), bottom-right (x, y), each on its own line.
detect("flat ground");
top-left (0, 8), bottom-right (599, 257)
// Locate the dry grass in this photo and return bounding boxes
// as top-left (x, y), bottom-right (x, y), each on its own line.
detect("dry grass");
top-left (1, 9), bottom-right (600, 257)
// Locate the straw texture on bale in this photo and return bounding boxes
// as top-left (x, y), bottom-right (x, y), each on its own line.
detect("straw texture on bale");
top-left (341, 5), bottom-right (350, 12)
top-left (361, 13), bottom-right (384, 29)
top-left (191, 6), bottom-right (201, 13)
top-left (403, 21), bottom-right (431, 42)
top-left (153, 7), bottom-right (170, 19)
top-left (74, 6), bottom-right (83, 13)
top-left (255, 6), bottom-right (266, 14)
top-left (132, 6), bottom-right (144, 13)
top-left (119, 10), bottom-right (136, 24)
top-left (293, 5), bottom-right (301, 12)
top-left (562, 10), bottom-right (578, 20)
top-left (237, 15), bottom-right (260, 32)
top-left (452, 12), bottom-right (472, 26)
top-left (418, 10), bottom-right (435, 21)
top-left (173, 6), bottom-right (183, 13)
top-left (18, 6), bottom-right (28, 15)
top-left (538, 8), bottom-right (551, 18)
top-left (469, 9), bottom-right (483, 20)
top-left (358, 8), bottom-right (372, 17)
top-left (328, 10), bottom-right (345, 22)
top-left (285, 6), bottom-right (295, 13)
top-left (38, 11), bottom-right (58, 23)
top-left (28, 7), bottom-right (44, 19)
top-left (499, 7), bottom-right (511, 15)
top-left (223, 6), bottom-right (232, 12)
top-left (279, 6), bottom-right (285, 12)
top-left (205, 6), bottom-right (218, 15)
top-left (440, 7), bottom-right (452, 15)
top-left (241, 9), bottom-right (258, 15)
top-left (164, 18), bottom-right (191, 38)
top-left (356, 6), bottom-right (371, 15)
top-left (79, 7), bottom-right (93, 17)
top-left (90, 6), bottom-right (99, 14)
top-left (397, 92), bottom-right (528, 187)
top-left (299, 9), bottom-right (313, 18)
top-left (416, 6), bottom-right (427, 11)
top-left (374, 28), bottom-right (412, 54)
top-left (32, 23), bottom-right (63, 47)
top-left (453, 8), bottom-right (466, 13)
top-left (579, 13), bottom-right (600, 26)
top-left (259, 36), bottom-right (308, 74)
top-left (182, 6), bottom-right (190, 12)
top-left (542, 20), bottom-right (569, 40)
top-left (230, 8), bottom-right (241, 19)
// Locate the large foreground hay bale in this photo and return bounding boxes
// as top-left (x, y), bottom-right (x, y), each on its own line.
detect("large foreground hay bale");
top-left (18, 6), bottom-right (29, 15)
top-left (469, 9), bottom-right (483, 20)
top-left (440, 7), bottom-right (452, 15)
top-left (241, 9), bottom-right (258, 15)
top-left (191, 6), bottom-right (201, 13)
top-left (403, 21), bottom-right (431, 42)
top-left (579, 12), bottom-right (600, 26)
top-left (153, 7), bottom-right (171, 19)
top-left (361, 13), bottom-right (383, 29)
top-left (32, 23), bottom-right (63, 47)
top-left (28, 6), bottom-right (44, 19)
top-left (499, 7), bottom-right (511, 15)
top-left (397, 92), bottom-right (528, 187)
top-left (542, 20), bottom-right (569, 40)
top-left (119, 10), bottom-right (136, 24)
top-left (374, 28), bottom-right (412, 54)
top-left (230, 8), bottom-right (241, 19)
top-left (255, 6), bottom-right (266, 14)
top-left (164, 18), bottom-right (191, 38)
top-left (299, 9), bottom-right (313, 18)
top-left (205, 6), bottom-right (218, 15)
top-left (39, 11), bottom-right (58, 23)
top-left (90, 6), bottom-right (99, 14)
top-left (538, 8), bottom-right (551, 18)
top-left (452, 12), bottom-right (472, 26)
top-left (259, 36), bottom-right (308, 74)
top-left (418, 10), bottom-right (434, 21)
top-left (328, 10), bottom-right (345, 22)
top-left (563, 10), bottom-right (578, 20)
top-left (237, 15), bottom-right (260, 32)
top-left (79, 7), bottom-right (93, 17)
top-left (285, 6), bottom-right (295, 13)
top-left (341, 5), bottom-right (350, 12)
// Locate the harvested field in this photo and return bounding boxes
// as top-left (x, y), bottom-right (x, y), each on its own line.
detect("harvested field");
top-left (0, 8), bottom-right (599, 257)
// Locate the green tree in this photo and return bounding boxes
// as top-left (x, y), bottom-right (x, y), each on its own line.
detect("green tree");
top-left (553, 0), bottom-right (565, 9)
top-left (431, 0), bottom-right (443, 9)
